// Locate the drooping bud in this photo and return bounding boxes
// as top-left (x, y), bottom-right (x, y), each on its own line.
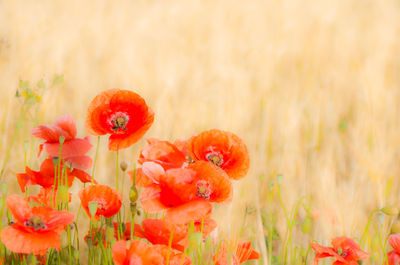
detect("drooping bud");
top-left (380, 206), bottom-right (399, 216)
top-left (120, 161), bottom-right (128, 172)
top-left (129, 186), bottom-right (139, 204)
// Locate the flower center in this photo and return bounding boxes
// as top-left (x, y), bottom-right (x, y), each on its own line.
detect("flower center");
top-left (109, 112), bottom-right (129, 132)
top-left (24, 216), bottom-right (47, 231)
top-left (196, 180), bottom-right (212, 199)
top-left (206, 152), bottom-right (224, 167)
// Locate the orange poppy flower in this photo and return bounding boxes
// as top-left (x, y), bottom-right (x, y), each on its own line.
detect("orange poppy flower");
top-left (79, 184), bottom-right (122, 219)
top-left (387, 234), bottom-right (400, 265)
top-left (0, 195), bottom-right (74, 255)
top-left (112, 240), bottom-right (192, 265)
top-left (213, 240), bottom-right (259, 265)
top-left (17, 158), bottom-right (95, 192)
top-left (311, 236), bottom-right (370, 265)
top-left (86, 89), bottom-right (154, 151)
top-left (188, 129), bottom-right (250, 180)
top-left (140, 161), bottom-right (232, 212)
top-left (32, 114), bottom-right (93, 170)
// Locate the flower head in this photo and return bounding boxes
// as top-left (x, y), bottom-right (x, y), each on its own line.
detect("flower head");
top-left (387, 234), bottom-right (400, 265)
top-left (0, 195), bottom-right (74, 255)
top-left (311, 236), bottom-right (369, 265)
top-left (32, 114), bottom-right (93, 170)
top-left (188, 129), bottom-right (250, 180)
top-left (86, 89), bottom-right (154, 151)
top-left (17, 158), bottom-right (95, 192)
top-left (213, 240), bottom-right (259, 265)
top-left (140, 161), bottom-right (232, 213)
top-left (79, 184), bottom-right (122, 220)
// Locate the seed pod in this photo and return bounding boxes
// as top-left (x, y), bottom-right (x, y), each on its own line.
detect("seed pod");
top-left (120, 161), bottom-right (128, 172)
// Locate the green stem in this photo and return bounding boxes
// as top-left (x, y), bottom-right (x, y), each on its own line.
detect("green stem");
top-left (360, 209), bottom-right (379, 246)
top-left (116, 151), bottom-right (119, 191)
top-left (91, 136), bottom-right (101, 184)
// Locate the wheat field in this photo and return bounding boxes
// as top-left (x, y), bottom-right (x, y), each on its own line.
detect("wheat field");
top-left (0, 0), bottom-right (400, 264)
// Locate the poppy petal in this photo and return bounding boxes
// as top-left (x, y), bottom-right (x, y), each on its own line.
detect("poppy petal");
top-left (140, 185), bottom-right (168, 213)
top-left (54, 114), bottom-right (77, 139)
top-left (112, 240), bottom-right (127, 265)
top-left (6, 195), bottom-right (31, 223)
top-left (165, 200), bottom-right (213, 225)
top-left (1, 225), bottom-right (60, 255)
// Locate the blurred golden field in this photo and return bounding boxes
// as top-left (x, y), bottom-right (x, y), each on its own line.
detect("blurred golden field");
top-left (1, 0), bottom-right (400, 264)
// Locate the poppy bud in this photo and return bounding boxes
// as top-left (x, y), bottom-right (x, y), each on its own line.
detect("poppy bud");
top-left (88, 201), bottom-right (98, 218)
top-left (120, 161), bottom-right (128, 172)
top-left (129, 186), bottom-right (138, 204)
top-left (380, 206), bottom-right (399, 216)
top-left (59, 135), bottom-right (65, 144)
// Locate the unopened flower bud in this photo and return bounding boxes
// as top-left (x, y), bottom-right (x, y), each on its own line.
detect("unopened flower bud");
top-left (129, 186), bottom-right (139, 204)
top-left (381, 206), bottom-right (399, 216)
top-left (59, 135), bottom-right (65, 144)
top-left (120, 161), bottom-right (128, 172)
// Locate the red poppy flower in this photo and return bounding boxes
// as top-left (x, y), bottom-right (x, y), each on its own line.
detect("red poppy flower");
top-left (387, 234), bottom-right (400, 265)
top-left (311, 236), bottom-right (370, 265)
top-left (188, 129), bottom-right (250, 180)
top-left (17, 159), bottom-right (95, 192)
top-left (79, 184), bottom-right (122, 220)
top-left (17, 159), bottom-right (75, 191)
top-left (0, 195), bottom-right (74, 255)
top-left (213, 240), bottom-right (259, 265)
top-left (86, 89), bottom-right (154, 151)
top-left (129, 201), bottom-right (216, 251)
top-left (140, 161), bottom-right (232, 213)
top-left (112, 240), bottom-right (192, 265)
top-left (32, 115), bottom-right (93, 170)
